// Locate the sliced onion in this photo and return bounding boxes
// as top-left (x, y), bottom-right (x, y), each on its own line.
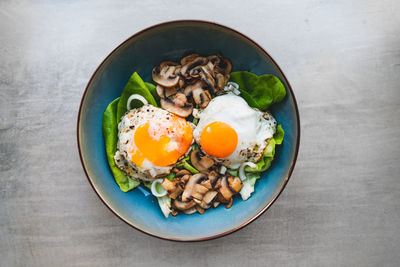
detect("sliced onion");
top-left (223, 82), bottom-right (240, 95)
top-left (239, 162), bottom-right (257, 181)
top-left (192, 108), bottom-right (200, 118)
top-left (219, 165), bottom-right (227, 175)
top-left (227, 81), bottom-right (239, 90)
top-left (151, 179), bottom-right (167, 197)
top-left (127, 94), bottom-right (148, 110)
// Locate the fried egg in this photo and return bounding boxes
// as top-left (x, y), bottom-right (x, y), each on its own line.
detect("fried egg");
top-left (114, 104), bottom-right (193, 181)
top-left (193, 94), bottom-right (276, 169)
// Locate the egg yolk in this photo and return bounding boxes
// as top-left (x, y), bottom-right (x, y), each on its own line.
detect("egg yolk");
top-left (200, 121), bottom-right (238, 158)
top-left (130, 116), bottom-right (193, 167)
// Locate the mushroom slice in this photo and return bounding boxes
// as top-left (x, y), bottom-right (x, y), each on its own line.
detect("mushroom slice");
top-left (152, 62), bottom-right (180, 87)
top-left (215, 56), bottom-right (232, 75)
top-left (156, 85), bottom-right (178, 98)
top-left (213, 201), bottom-right (220, 208)
top-left (189, 65), bottom-right (202, 79)
top-left (227, 176), bottom-right (243, 193)
top-left (161, 179), bottom-right (183, 199)
top-left (173, 199), bottom-right (196, 211)
top-left (190, 150), bottom-right (214, 171)
top-left (160, 95), bottom-right (193, 118)
top-left (169, 185), bottom-right (183, 199)
top-left (195, 205), bottom-right (205, 214)
top-left (207, 171), bottom-right (219, 186)
top-left (181, 54), bottom-right (199, 65)
top-left (183, 207), bottom-right (197, 215)
top-left (216, 192), bottom-right (230, 204)
top-left (202, 190), bottom-right (218, 205)
top-left (225, 198), bottom-right (233, 209)
top-left (180, 57), bottom-right (208, 78)
top-left (208, 55), bottom-right (221, 66)
top-left (181, 173), bottom-right (208, 202)
top-left (218, 175), bottom-right (234, 201)
top-left (215, 73), bottom-right (227, 91)
top-left (176, 169), bottom-right (191, 178)
top-left (180, 174), bottom-right (190, 184)
top-left (192, 88), bottom-right (211, 109)
top-left (200, 179), bottom-right (212, 190)
top-left (199, 66), bottom-right (217, 93)
top-left (198, 202), bottom-right (211, 209)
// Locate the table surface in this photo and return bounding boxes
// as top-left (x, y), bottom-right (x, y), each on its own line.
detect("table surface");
top-left (1, 1), bottom-right (400, 266)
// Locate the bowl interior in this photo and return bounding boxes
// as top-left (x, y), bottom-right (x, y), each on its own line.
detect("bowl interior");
top-left (78, 21), bottom-right (299, 241)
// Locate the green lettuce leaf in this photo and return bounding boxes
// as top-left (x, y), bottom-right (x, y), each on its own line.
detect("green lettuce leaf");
top-left (245, 125), bottom-right (284, 173)
top-left (116, 72), bottom-right (158, 121)
top-left (230, 71), bottom-right (286, 111)
top-left (240, 173), bottom-right (260, 200)
top-left (103, 98), bottom-right (140, 192)
top-left (144, 82), bottom-right (160, 107)
top-left (239, 125), bottom-right (284, 200)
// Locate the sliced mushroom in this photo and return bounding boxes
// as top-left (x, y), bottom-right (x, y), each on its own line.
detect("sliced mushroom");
top-left (227, 176), bottom-right (243, 193)
top-left (183, 207), bottom-right (197, 215)
top-left (161, 96), bottom-right (193, 117)
top-left (213, 201), bottom-right (220, 208)
top-left (180, 174), bottom-right (190, 184)
top-left (181, 173), bottom-right (208, 202)
top-left (215, 56), bottom-right (232, 75)
top-left (192, 87), bottom-right (211, 108)
top-left (190, 150), bottom-right (214, 171)
top-left (200, 179), bottom-right (212, 190)
top-left (202, 190), bottom-right (218, 204)
top-left (156, 85), bottom-right (178, 98)
top-left (225, 198), bottom-right (233, 209)
top-left (208, 55), bottom-right (220, 67)
top-left (171, 209), bottom-right (178, 216)
top-left (189, 65), bottom-right (202, 79)
top-left (215, 73), bottom-right (227, 91)
top-left (207, 170), bottom-right (219, 186)
top-left (176, 169), bottom-right (191, 178)
top-left (161, 179), bottom-right (176, 192)
top-left (195, 205), bottom-right (205, 214)
top-left (216, 192), bottom-right (230, 204)
top-left (198, 202), bottom-right (211, 209)
top-left (180, 57), bottom-right (208, 78)
top-left (199, 66), bottom-right (217, 93)
top-left (218, 175), bottom-right (234, 200)
top-left (152, 62), bottom-right (181, 87)
top-left (161, 179), bottom-right (183, 199)
top-left (173, 199), bottom-right (196, 210)
top-left (181, 54), bottom-right (199, 65)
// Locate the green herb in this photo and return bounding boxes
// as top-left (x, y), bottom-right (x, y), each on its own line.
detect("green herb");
top-left (177, 161), bottom-right (199, 174)
top-left (166, 172), bottom-right (175, 181)
top-left (227, 169), bottom-right (238, 176)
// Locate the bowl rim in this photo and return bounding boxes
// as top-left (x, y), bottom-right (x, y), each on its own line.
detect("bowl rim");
top-left (77, 19), bottom-right (300, 242)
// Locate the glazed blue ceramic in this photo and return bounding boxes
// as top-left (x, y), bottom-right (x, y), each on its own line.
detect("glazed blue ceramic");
top-left (77, 20), bottom-right (300, 241)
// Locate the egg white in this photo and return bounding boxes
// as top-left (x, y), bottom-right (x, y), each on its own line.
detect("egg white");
top-left (193, 94), bottom-right (276, 169)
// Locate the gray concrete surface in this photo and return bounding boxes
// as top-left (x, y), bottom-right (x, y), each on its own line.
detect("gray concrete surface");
top-left (1, 0), bottom-right (400, 266)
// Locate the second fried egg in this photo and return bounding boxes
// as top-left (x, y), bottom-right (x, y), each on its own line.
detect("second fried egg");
top-left (193, 94), bottom-right (276, 169)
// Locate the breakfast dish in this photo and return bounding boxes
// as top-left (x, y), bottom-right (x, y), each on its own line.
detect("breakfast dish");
top-left (103, 54), bottom-right (286, 218)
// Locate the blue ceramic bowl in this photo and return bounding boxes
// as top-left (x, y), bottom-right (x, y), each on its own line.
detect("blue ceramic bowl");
top-left (77, 20), bottom-right (300, 241)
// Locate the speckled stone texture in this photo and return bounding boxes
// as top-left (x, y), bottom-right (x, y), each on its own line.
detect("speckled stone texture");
top-left (1, 0), bottom-right (400, 266)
